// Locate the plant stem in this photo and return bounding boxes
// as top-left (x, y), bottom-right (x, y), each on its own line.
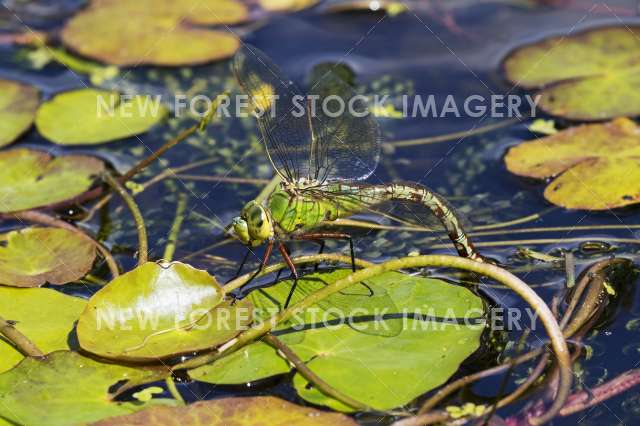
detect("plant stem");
top-left (163, 193), bottom-right (188, 262)
top-left (263, 333), bottom-right (372, 411)
top-left (7, 210), bottom-right (120, 278)
top-left (171, 174), bottom-right (270, 186)
top-left (256, 175), bottom-right (282, 204)
top-left (164, 376), bottom-right (185, 405)
top-left (176, 254), bottom-right (570, 426)
top-left (431, 236), bottom-right (640, 249)
top-left (103, 173), bottom-right (148, 265)
top-left (0, 315), bottom-right (44, 358)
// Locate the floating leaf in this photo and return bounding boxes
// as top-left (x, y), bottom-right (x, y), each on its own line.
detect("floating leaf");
top-left (36, 89), bottom-right (166, 145)
top-left (0, 287), bottom-right (86, 373)
top-left (505, 118), bottom-right (640, 210)
top-left (259, 0), bottom-right (319, 12)
top-left (0, 227), bottom-right (96, 287)
top-left (190, 270), bottom-right (485, 411)
top-left (0, 149), bottom-right (104, 213)
top-left (0, 79), bottom-right (39, 147)
top-left (91, 396), bottom-right (357, 426)
top-left (0, 351), bottom-right (173, 426)
top-left (77, 261), bottom-right (252, 362)
top-left (61, 0), bottom-right (246, 66)
top-left (503, 25), bottom-right (640, 120)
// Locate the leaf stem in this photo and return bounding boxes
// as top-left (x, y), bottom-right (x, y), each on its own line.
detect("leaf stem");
top-left (0, 315), bottom-right (44, 358)
top-left (263, 333), bottom-right (372, 412)
top-left (163, 193), bottom-right (188, 262)
top-left (164, 376), bottom-right (185, 405)
top-left (103, 173), bottom-right (148, 265)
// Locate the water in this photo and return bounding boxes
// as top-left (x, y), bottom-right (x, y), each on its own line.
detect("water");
top-left (1, 1), bottom-right (640, 424)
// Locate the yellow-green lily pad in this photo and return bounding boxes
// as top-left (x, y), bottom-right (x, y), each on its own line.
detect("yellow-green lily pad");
top-left (503, 25), bottom-right (640, 120)
top-left (61, 0), bottom-right (246, 66)
top-left (259, 0), bottom-right (319, 12)
top-left (0, 287), bottom-right (86, 373)
top-left (77, 261), bottom-right (252, 362)
top-left (0, 79), bottom-right (39, 148)
top-left (0, 227), bottom-right (96, 287)
top-left (90, 396), bottom-right (357, 426)
top-left (36, 89), bottom-right (166, 145)
top-left (0, 351), bottom-right (173, 426)
top-left (190, 270), bottom-right (485, 411)
top-left (505, 117), bottom-right (640, 210)
top-left (0, 148), bottom-right (104, 213)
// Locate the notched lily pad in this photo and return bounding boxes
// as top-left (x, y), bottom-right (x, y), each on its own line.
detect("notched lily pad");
top-left (0, 79), bottom-right (40, 147)
top-left (36, 89), bottom-right (166, 145)
top-left (90, 396), bottom-right (357, 426)
top-left (0, 148), bottom-right (104, 213)
top-left (0, 287), bottom-right (86, 373)
top-left (190, 270), bottom-right (485, 411)
top-left (0, 351), bottom-right (172, 426)
top-left (61, 0), bottom-right (246, 66)
top-left (77, 261), bottom-right (252, 362)
top-left (505, 118), bottom-right (640, 210)
top-left (503, 25), bottom-right (640, 120)
top-left (0, 227), bottom-right (96, 287)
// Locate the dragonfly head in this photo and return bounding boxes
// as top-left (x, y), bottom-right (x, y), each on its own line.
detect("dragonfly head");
top-left (231, 201), bottom-right (274, 247)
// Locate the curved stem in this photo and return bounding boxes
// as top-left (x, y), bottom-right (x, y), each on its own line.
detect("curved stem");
top-left (177, 254), bottom-right (570, 426)
top-left (163, 193), bottom-right (188, 262)
top-left (8, 210), bottom-right (120, 279)
top-left (263, 333), bottom-right (372, 411)
top-left (103, 173), bottom-right (148, 265)
top-left (164, 376), bottom-right (185, 405)
top-left (0, 315), bottom-right (44, 358)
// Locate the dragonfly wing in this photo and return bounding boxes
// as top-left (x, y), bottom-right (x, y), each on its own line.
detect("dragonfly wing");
top-left (308, 70), bottom-right (382, 183)
top-left (233, 45), bottom-right (312, 183)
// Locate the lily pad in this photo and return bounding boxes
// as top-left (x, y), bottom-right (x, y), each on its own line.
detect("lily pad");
top-left (503, 25), bottom-right (640, 120)
top-left (0, 79), bottom-right (39, 147)
top-left (0, 351), bottom-right (173, 426)
top-left (36, 89), bottom-right (166, 145)
top-left (0, 149), bottom-right (104, 213)
top-left (91, 396), bottom-right (357, 426)
top-left (61, 0), bottom-right (246, 66)
top-left (190, 270), bottom-right (485, 411)
top-left (259, 0), bottom-right (319, 12)
top-left (0, 287), bottom-right (86, 373)
top-left (505, 118), bottom-right (640, 210)
top-left (0, 227), bottom-right (96, 287)
top-left (77, 261), bottom-right (252, 362)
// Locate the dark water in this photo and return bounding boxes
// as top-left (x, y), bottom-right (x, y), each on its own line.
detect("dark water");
top-left (1, 1), bottom-right (640, 425)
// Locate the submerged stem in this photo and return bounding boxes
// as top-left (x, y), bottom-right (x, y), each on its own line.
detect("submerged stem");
top-left (103, 173), bottom-right (148, 265)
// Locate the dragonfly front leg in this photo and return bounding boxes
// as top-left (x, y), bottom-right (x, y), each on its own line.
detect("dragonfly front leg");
top-left (233, 241), bottom-right (274, 301)
top-left (279, 242), bottom-right (299, 309)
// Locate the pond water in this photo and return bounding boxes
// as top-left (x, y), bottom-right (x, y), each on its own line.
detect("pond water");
top-left (1, 1), bottom-right (640, 425)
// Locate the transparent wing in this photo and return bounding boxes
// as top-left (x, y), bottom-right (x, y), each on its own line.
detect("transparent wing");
top-left (233, 45), bottom-right (312, 183)
top-left (307, 69), bottom-right (382, 183)
top-left (233, 45), bottom-right (381, 184)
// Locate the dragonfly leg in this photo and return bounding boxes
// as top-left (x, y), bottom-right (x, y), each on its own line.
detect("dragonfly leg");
top-left (278, 242), bottom-right (299, 309)
top-left (232, 248), bottom-right (251, 279)
top-left (233, 241), bottom-right (273, 302)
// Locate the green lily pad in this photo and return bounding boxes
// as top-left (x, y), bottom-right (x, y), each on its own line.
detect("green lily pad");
top-left (90, 396), bottom-right (357, 426)
top-left (0, 79), bottom-right (39, 148)
top-left (505, 118), bottom-right (640, 210)
top-left (0, 287), bottom-right (86, 373)
top-left (190, 270), bottom-right (485, 411)
top-left (0, 148), bottom-right (104, 213)
top-left (61, 0), bottom-right (246, 66)
top-left (503, 25), bottom-right (640, 120)
top-left (36, 89), bottom-right (166, 145)
top-left (0, 351), bottom-right (173, 426)
top-left (77, 261), bottom-right (252, 362)
top-left (0, 227), bottom-right (96, 287)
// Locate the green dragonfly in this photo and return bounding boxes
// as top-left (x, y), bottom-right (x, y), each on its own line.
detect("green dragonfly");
top-left (230, 45), bottom-right (485, 308)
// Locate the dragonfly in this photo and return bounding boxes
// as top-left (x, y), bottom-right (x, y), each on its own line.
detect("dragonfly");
top-left (229, 45), bottom-right (485, 309)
